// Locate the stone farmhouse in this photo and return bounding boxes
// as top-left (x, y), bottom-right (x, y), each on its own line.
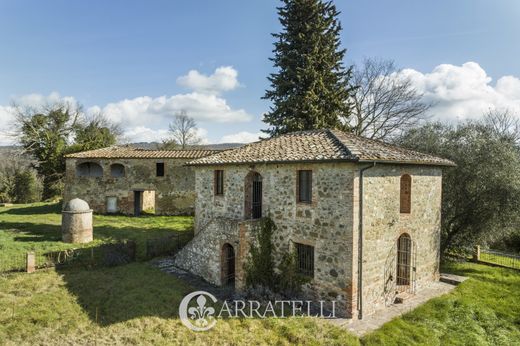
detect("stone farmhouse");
top-left (63, 146), bottom-right (218, 216)
top-left (174, 129), bottom-right (455, 318)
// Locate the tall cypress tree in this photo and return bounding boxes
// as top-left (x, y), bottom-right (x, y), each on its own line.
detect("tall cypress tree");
top-left (263, 0), bottom-right (355, 136)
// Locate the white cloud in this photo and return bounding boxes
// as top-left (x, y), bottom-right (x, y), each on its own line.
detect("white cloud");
top-left (176, 66), bottom-right (240, 94)
top-left (219, 131), bottom-right (262, 143)
top-left (14, 91), bottom-right (77, 109)
top-left (121, 126), bottom-right (210, 145)
top-left (399, 62), bottom-right (520, 122)
top-left (121, 126), bottom-right (170, 143)
top-left (97, 92), bottom-right (252, 127)
top-left (0, 105), bottom-right (16, 145)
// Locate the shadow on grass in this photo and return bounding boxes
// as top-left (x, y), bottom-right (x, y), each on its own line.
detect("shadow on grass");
top-left (2, 222), bottom-right (62, 241)
top-left (56, 262), bottom-right (193, 326)
top-left (1, 203), bottom-right (62, 215)
top-left (1, 221), bottom-right (188, 243)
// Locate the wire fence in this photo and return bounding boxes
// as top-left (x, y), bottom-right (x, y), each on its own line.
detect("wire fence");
top-left (145, 231), bottom-right (194, 259)
top-left (0, 231), bottom-right (194, 274)
top-left (0, 240), bottom-right (137, 274)
top-left (0, 252), bottom-right (28, 273)
top-left (479, 248), bottom-right (520, 270)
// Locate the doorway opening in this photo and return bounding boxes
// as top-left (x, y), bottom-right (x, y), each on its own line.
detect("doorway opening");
top-left (133, 190), bottom-right (156, 216)
top-left (221, 243), bottom-right (235, 286)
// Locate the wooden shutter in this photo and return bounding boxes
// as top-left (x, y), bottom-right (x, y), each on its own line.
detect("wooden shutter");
top-left (400, 174), bottom-right (412, 214)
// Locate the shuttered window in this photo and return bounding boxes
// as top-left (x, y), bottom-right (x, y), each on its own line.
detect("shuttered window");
top-left (295, 243), bottom-right (314, 277)
top-left (214, 170), bottom-right (224, 195)
top-left (400, 174), bottom-right (412, 214)
top-left (297, 170), bottom-right (312, 203)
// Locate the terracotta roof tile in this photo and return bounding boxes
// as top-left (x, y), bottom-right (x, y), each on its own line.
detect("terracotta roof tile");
top-left (65, 146), bottom-right (220, 159)
top-left (187, 129), bottom-right (455, 167)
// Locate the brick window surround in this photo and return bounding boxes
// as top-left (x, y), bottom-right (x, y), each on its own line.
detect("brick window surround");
top-left (295, 242), bottom-right (314, 277)
top-left (400, 174), bottom-right (412, 214)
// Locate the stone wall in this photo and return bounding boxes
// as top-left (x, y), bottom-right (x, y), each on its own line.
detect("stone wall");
top-left (352, 164), bottom-right (443, 317)
top-left (63, 157), bottom-right (196, 215)
top-left (175, 217), bottom-right (255, 288)
top-left (180, 161), bottom-right (443, 319)
top-left (190, 162), bottom-right (357, 317)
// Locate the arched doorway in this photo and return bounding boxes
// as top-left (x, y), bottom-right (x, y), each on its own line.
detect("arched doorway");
top-left (396, 233), bottom-right (412, 287)
top-left (221, 243), bottom-right (235, 286)
top-left (244, 171), bottom-right (262, 219)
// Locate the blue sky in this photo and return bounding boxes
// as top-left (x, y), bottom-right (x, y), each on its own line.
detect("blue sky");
top-left (1, 0), bottom-right (520, 144)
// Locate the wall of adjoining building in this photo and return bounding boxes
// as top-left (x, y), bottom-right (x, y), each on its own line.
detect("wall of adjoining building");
top-left (63, 157), bottom-right (196, 215)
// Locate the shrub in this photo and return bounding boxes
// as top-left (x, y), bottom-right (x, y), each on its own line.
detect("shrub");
top-left (244, 217), bottom-right (309, 297)
top-left (12, 169), bottom-right (40, 203)
top-left (277, 250), bottom-right (310, 296)
top-left (245, 218), bottom-right (277, 288)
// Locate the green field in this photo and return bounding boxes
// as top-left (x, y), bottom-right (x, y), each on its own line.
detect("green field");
top-left (1, 204), bottom-right (519, 345)
top-left (0, 203), bottom-right (193, 271)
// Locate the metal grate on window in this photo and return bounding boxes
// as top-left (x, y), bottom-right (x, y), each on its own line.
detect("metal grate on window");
top-left (295, 243), bottom-right (314, 277)
top-left (298, 170), bottom-right (312, 203)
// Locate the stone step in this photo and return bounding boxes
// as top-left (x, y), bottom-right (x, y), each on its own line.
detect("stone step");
top-left (440, 273), bottom-right (468, 286)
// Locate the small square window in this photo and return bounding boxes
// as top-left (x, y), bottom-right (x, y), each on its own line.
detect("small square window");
top-left (156, 162), bottom-right (165, 177)
top-left (297, 170), bottom-right (312, 203)
top-left (295, 243), bottom-right (314, 277)
top-left (214, 170), bottom-right (224, 195)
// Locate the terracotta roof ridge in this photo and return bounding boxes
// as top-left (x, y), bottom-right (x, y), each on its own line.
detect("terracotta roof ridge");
top-left (325, 128), bottom-right (358, 160)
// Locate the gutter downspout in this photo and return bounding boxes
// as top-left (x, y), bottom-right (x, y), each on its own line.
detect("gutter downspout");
top-left (357, 162), bottom-right (376, 320)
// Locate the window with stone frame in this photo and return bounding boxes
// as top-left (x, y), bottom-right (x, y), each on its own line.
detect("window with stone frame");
top-left (297, 170), bottom-right (312, 203)
top-left (400, 174), bottom-right (412, 214)
top-left (214, 170), bottom-right (224, 195)
top-left (295, 242), bottom-right (314, 277)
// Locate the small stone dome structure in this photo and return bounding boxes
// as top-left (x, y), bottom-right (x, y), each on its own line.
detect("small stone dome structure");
top-left (62, 198), bottom-right (93, 243)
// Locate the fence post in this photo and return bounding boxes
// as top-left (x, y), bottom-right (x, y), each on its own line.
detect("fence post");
top-left (26, 252), bottom-right (36, 273)
top-left (473, 245), bottom-right (480, 262)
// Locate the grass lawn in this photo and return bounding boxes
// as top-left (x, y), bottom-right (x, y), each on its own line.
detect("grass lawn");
top-left (1, 203), bottom-right (519, 345)
top-left (0, 263), bottom-right (359, 345)
top-left (363, 262), bottom-right (520, 345)
top-left (0, 261), bottom-right (519, 345)
top-left (0, 202), bottom-right (193, 271)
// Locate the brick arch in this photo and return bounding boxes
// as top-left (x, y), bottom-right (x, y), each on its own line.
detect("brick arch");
top-left (76, 162), bottom-right (103, 177)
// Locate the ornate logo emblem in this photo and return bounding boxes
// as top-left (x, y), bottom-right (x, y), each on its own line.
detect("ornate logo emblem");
top-left (179, 291), bottom-right (218, 331)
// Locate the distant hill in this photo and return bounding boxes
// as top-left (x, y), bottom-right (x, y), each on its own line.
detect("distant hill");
top-left (0, 142), bottom-right (245, 167)
top-left (129, 142), bottom-right (245, 150)
top-left (0, 146), bottom-right (34, 169)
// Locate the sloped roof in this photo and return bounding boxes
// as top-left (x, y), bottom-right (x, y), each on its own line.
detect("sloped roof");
top-left (186, 129), bottom-right (455, 167)
top-left (65, 146), bottom-right (220, 159)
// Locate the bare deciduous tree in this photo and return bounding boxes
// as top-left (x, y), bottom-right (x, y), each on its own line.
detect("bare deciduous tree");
top-left (343, 58), bottom-right (431, 140)
top-left (483, 108), bottom-right (520, 143)
top-left (164, 110), bottom-right (201, 149)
